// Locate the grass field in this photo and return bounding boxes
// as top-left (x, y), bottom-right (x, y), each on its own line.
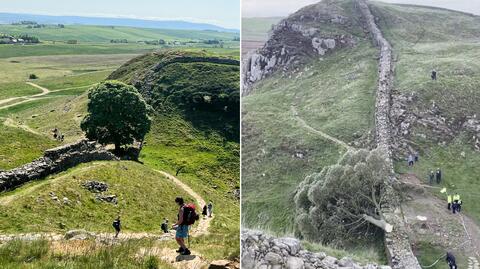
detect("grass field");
top-left (0, 24), bottom-right (238, 43)
top-left (241, 39), bottom-right (381, 261)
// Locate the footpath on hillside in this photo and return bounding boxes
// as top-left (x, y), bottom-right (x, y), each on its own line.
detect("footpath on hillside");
top-left (0, 169), bottom-right (216, 268)
top-left (400, 173), bottom-right (480, 268)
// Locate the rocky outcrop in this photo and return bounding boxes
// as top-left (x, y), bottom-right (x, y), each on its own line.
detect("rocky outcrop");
top-left (0, 139), bottom-right (118, 192)
top-left (391, 92), bottom-right (480, 156)
top-left (242, 230), bottom-right (391, 269)
top-left (356, 0), bottom-right (421, 268)
top-left (241, 1), bottom-right (358, 95)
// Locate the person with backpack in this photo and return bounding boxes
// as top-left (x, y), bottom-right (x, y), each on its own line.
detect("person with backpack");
top-left (173, 197), bottom-right (198, 255)
top-left (112, 216), bottom-right (121, 238)
top-left (161, 218), bottom-right (169, 233)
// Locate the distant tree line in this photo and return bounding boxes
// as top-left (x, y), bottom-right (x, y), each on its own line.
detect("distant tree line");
top-left (0, 34), bottom-right (39, 44)
top-left (110, 39), bottom-right (128, 43)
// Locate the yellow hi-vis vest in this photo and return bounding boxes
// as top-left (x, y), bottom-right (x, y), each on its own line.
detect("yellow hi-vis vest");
top-left (453, 194), bottom-right (460, 201)
top-left (447, 195), bottom-right (452, 203)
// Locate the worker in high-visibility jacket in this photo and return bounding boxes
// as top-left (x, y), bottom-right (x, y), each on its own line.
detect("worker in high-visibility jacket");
top-left (447, 194), bottom-right (452, 210)
top-left (452, 193), bottom-right (461, 214)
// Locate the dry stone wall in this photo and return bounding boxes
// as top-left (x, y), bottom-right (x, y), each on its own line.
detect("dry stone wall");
top-left (242, 230), bottom-right (392, 269)
top-left (0, 139), bottom-right (118, 191)
top-left (356, 0), bottom-right (421, 268)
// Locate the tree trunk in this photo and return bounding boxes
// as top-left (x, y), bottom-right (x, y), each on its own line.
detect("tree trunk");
top-left (114, 142), bottom-right (121, 155)
top-left (362, 214), bottom-right (393, 233)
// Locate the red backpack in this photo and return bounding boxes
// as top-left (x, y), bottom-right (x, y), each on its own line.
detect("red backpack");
top-left (182, 203), bottom-right (199, 225)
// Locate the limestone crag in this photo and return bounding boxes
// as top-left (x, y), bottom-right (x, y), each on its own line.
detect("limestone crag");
top-left (241, 0), bottom-right (358, 95)
top-left (242, 230), bottom-right (391, 269)
top-left (0, 139), bottom-right (118, 191)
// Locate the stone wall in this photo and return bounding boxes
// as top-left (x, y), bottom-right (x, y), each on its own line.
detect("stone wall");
top-left (0, 139), bottom-right (118, 191)
top-left (242, 230), bottom-right (391, 269)
top-left (356, 0), bottom-right (421, 268)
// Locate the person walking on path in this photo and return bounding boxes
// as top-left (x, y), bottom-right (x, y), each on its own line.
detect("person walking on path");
top-left (202, 205), bottom-right (207, 218)
top-left (207, 201), bottom-right (213, 218)
top-left (446, 252), bottom-right (457, 269)
top-left (407, 154), bottom-right (414, 167)
top-left (112, 216), bottom-right (121, 238)
top-left (161, 218), bottom-right (169, 233)
top-left (431, 70), bottom-right (437, 81)
top-left (173, 197), bottom-right (190, 255)
top-left (429, 171), bottom-right (435, 185)
top-left (436, 168), bottom-right (442, 184)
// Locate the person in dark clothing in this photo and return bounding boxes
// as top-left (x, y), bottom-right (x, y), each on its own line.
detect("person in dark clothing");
top-left (407, 154), bottom-right (414, 167)
top-left (414, 151), bottom-right (419, 162)
top-left (436, 168), bottom-right (442, 184)
top-left (173, 197), bottom-right (191, 255)
top-left (161, 218), bottom-right (169, 233)
top-left (431, 70), bottom-right (437, 80)
top-left (202, 205), bottom-right (207, 218)
top-left (446, 252), bottom-right (457, 269)
top-left (112, 216), bottom-right (121, 238)
top-left (429, 171), bottom-right (435, 185)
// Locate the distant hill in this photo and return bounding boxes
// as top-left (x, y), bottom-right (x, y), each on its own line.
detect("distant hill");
top-left (0, 12), bottom-right (238, 33)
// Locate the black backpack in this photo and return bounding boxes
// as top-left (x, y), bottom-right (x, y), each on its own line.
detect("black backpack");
top-left (182, 204), bottom-right (199, 225)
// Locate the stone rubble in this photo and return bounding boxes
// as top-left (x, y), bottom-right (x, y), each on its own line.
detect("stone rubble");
top-left (241, 230), bottom-right (391, 269)
top-left (82, 180), bottom-right (109, 193)
top-left (0, 139), bottom-right (118, 192)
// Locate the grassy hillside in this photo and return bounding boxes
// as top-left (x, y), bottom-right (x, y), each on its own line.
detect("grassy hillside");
top-left (242, 39), bottom-right (378, 234)
top-left (0, 161), bottom-right (194, 233)
top-left (369, 3), bottom-right (480, 264)
top-left (0, 24), bottom-right (238, 43)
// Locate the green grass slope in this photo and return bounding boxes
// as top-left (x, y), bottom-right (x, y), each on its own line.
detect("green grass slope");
top-left (0, 161), bottom-right (193, 233)
top-left (0, 24), bottom-right (237, 43)
top-left (242, 39), bottom-right (378, 233)
top-left (371, 2), bottom-right (480, 223)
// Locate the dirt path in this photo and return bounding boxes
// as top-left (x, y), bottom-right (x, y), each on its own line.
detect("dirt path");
top-left (290, 105), bottom-right (353, 150)
top-left (400, 174), bottom-right (480, 264)
top-left (0, 167), bottom-right (214, 267)
top-left (2, 118), bottom-right (42, 135)
top-left (0, 82), bottom-right (95, 111)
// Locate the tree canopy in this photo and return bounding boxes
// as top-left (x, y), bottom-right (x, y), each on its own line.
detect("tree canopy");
top-left (294, 148), bottom-right (391, 246)
top-left (81, 80), bottom-right (152, 151)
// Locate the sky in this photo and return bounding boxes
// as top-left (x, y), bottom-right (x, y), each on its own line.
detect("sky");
top-left (0, 0), bottom-right (240, 29)
top-left (242, 0), bottom-right (480, 18)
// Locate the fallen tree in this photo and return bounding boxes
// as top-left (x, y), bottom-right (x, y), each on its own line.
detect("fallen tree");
top-left (294, 148), bottom-right (392, 245)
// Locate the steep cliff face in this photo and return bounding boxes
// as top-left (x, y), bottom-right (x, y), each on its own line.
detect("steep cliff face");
top-left (241, 0), bottom-right (362, 95)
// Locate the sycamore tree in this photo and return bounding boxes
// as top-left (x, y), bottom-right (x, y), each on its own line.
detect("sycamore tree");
top-left (294, 148), bottom-right (392, 246)
top-left (81, 80), bottom-right (152, 152)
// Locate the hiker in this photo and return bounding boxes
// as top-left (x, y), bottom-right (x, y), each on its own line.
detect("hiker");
top-left (407, 154), bottom-right (414, 167)
top-left (112, 216), bottom-right (121, 238)
top-left (447, 194), bottom-right (452, 210)
top-left (207, 201), bottom-right (213, 217)
top-left (414, 151), bottom-right (419, 162)
top-left (173, 197), bottom-right (198, 255)
top-left (452, 193), bottom-right (461, 214)
top-left (431, 70), bottom-right (437, 81)
top-left (436, 168), bottom-right (442, 184)
top-left (202, 205), bottom-right (207, 218)
top-left (446, 252), bottom-right (457, 269)
top-left (161, 218), bottom-right (169, 233)
top-left (429, 171), bottom-right (435, 185)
